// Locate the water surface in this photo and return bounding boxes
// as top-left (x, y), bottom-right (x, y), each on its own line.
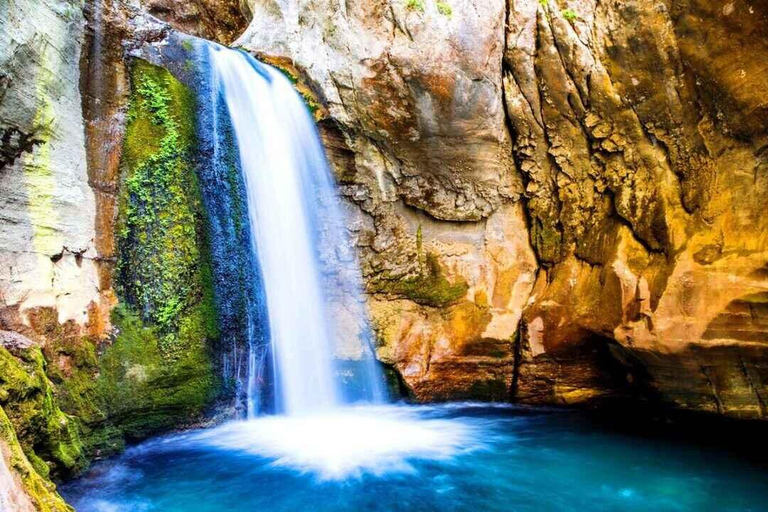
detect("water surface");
top-left (62, 404), bottom-right (768, 512)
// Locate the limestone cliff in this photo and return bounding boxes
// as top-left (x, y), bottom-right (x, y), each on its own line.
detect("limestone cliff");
top-left (140, 0), bottom-right (249, 44)
top-left (1, 0), bottom-right (768, 506)
top-left (237, 0), bottom-right (768, 417)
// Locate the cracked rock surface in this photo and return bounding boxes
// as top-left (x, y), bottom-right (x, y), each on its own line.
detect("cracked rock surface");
top-left (239, 0), bottom-right (768, 417)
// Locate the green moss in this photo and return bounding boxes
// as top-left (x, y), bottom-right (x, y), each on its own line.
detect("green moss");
top-left (275, 66), bottom-right (299, 85)
top-left (111, 59), bottom-right (219, 427)
top-left (532, 217), bottom-right (563, 265)
top-left (436, 1), bottom-right (452, 16)
top-left (0, 346), bottom-right (85, 479)
top-left (28, 59), bottom-right (220, 461)
top-left (304, 97), bottom-right (321, 118)
top-left (374, 253), bottom-right (468, 308)
top-left (42, 306), bottom-right (218, 457)
top-left (562, 8), bottom-right (577, 21)
top-left (115, 59), bottom-right (218, 427)
top-left (0, 406), bottom-right (73, 512)
top-left (0, 59), bottom-right (220, 508)
top-left (406, 0), bottom-right (425, 11)
top-left (94, 306), bottom-right (218, 440)
top-left (377, 230), bottom-right (468, 307)
top-left (39, 325), bottom-right (124, 457)
top-left (118, 59), bottom-right (217, 358)
top-left (416, 224), bottom-right (425, 272)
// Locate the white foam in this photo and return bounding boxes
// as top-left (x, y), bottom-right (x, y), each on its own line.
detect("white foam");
top-left (190, 405), bottom-right (485, 480)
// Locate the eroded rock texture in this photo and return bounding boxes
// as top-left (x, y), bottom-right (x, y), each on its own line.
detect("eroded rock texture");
top-left (238, 0), bottom-right (768, 417)
top-left (140, 0), bottom-right (249, 43)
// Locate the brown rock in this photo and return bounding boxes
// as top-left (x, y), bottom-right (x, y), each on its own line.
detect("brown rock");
top-left (140, 0), bottom-right (249, 44)
top-left (238, 0), bottom-right (768, 419)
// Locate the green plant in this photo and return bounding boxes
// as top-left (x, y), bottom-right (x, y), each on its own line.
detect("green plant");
top-left (416, 224), bottom-right (424, 272)
top-left (436, 1), bottom-right (452, 16)
top-left (538, 0), bottom-right (548, 6)
top-left (406, 0), bottom-right (425, 12)
top-left (562, 8), bottom-right (578, 21)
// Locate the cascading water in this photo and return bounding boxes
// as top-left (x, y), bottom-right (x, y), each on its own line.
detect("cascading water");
top-left (208, 44), bottom-right (383, 416)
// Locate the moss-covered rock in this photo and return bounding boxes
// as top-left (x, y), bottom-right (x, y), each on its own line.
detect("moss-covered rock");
top-left (0, 406), bottom-right (73, 512)
top-left (110, 58), bottom-right (219, 436)
top-left (372, 253), bottom-right (468, 308)
top-left (24, 60), bottom-right (220, 465)
top-left (0, 340), bottom-right (84, 480)
top-left (117, 59), bottom-right (218, 358)
top-left (250, 53), bottom-right (327, 120)
top-left (96, 306), bottom-right (219, 440)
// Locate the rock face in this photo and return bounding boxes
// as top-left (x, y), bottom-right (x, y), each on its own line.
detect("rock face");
top-left (238, 0), bottom-right (535, 401)
top-left (238, 0), bottom-right (768, 417)
top-left (0, 0), bottom-right (767, 505)
top-left (140, 0), bottom-right (249, 43)
top-left (239, 0), bottom-right (518, 222)
top-left (0, 0), bottom-right (112, 334)
top-left (1, 1), bottom-right (223, 506)
top-left (0, 331), bottom-right (78, 511)
top-left (1, 3), bottom-right (768, 506)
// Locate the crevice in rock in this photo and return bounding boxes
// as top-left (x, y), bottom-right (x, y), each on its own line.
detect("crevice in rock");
top-left (399, 199), bottom-right (488, 227)
top-left (0, 127), bottom-right (43, 170)
top-left (700, 365), bottom-right (724, 415)
top-left (546, 10), bottom-right (590, 112)
top-left (499, 75), bottom-right (544, 270)
top-left (602, 189), bottom-right (668, 258)
top-left (740, 356), bottom-right (766, 418)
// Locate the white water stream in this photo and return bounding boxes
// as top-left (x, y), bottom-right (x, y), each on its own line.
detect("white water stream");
top-left (209, 45), bottom-right (380, 416)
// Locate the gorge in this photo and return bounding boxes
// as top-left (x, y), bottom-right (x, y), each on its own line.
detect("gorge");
top-left (1, 0), bottom-right (768, 510)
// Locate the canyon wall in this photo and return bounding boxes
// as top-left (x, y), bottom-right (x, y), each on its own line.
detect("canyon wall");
top-left (1, 0), bottom-right (767, 507)
top-left (0, 0), bottom-right (110, 340)
top-left (237, 0), bottom-right (768, 416)
top-left (0, 1), bottom-right (226, 506)
top-left (1, 2), bottom-right (102, 507)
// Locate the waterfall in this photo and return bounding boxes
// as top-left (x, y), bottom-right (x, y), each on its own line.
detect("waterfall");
top-left (208, 45), bottom-right (383, 416)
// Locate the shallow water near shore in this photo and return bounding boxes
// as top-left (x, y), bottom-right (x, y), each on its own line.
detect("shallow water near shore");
top-left (61, 404), bottom-right (768, 512)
